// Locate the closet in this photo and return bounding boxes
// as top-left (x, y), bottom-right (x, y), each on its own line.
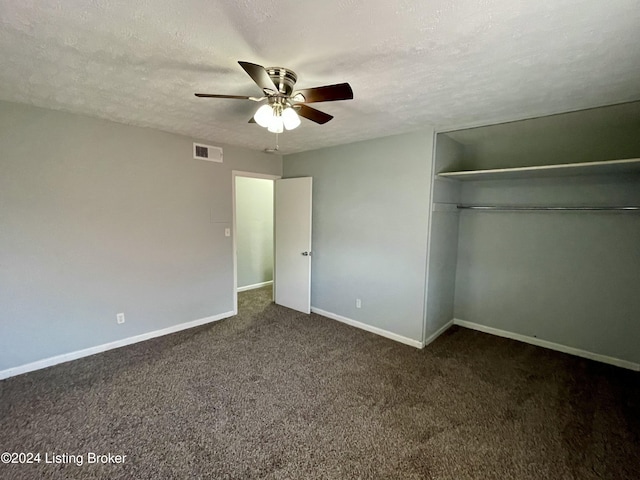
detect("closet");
top-left (426, 101), bottom-right (640, 369)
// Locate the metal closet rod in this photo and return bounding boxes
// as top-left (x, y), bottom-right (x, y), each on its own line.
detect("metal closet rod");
top-left (457, 205), bottom-right (640, 211)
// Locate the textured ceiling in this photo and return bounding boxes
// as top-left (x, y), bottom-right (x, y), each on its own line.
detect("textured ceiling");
top-left (1, 0), bottom-right (639, 154)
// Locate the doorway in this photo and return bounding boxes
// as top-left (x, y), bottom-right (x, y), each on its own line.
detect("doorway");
top-left (232, 171), bottom-right (313, 315)
top-left (232, 171), bottom-right (280, 314)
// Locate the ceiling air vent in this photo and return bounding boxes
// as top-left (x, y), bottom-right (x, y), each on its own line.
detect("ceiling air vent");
top-left (193, 143), bottom-right (223, 163)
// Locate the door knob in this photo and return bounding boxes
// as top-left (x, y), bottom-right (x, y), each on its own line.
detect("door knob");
top-left (301, 251), bottom-right (312, 256)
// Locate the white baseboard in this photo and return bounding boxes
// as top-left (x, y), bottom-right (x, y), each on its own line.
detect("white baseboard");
top-left (453, 319), bottom-right (640, 372)
top-left (0, 311), bottom-right (235, 380)
top-left (424, 319), bottom-right (454, 346)
top-left (311, 307), bottom-right (424, 349)
top-left (237, 280), bottom-right (273, 292)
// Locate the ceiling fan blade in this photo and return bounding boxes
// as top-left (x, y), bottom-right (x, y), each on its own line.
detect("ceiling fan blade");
top-left (195, 93), bottom-right (264, 101)
top-left (238, 61), bottom-right (278, 95)
top-left (295, 104), bottom-right (333, 124)
top-left (293, 83), bottom-right (353, 103)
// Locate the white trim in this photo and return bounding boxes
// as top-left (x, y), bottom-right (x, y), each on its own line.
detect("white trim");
top-left (0, 311), bottom-right (235, 380)
top-left (237, 280), bottom-right (273, 292)
top-left (424, 320), bottom-right (454, 346)
top-left (421, 128), bottom-right (439, 345)
top-left (453, 319), bottom-right (640, 372)
top-left (231, 171), bottom-right (281, 315)
top-left (311, 307), bottom-right (424, 349)
top-left (232, 170), bottom-right (282, 181)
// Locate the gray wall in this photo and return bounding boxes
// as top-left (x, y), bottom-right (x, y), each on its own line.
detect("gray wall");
top-left (283, 130), bottom-right (433, 342)
top-left (0, 101), bottom-right (282, 371)
top-left (454, 174), bottom-right (640, 364)
top-left (445, 100), bottom-right (640, 170)
top-left (425, 135), bottom-right (463, 341)
top-left (235, 177), bottom-right (274, 288)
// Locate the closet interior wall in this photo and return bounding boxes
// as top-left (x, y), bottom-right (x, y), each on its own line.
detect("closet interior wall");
top-left (425, 136), bottom-right (463, 343)
top-left (427, 101), bottom-right (640, 367)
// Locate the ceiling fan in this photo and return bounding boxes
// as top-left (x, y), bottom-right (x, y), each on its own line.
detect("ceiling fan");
top-left (195, 61), bottom-right (353, 133)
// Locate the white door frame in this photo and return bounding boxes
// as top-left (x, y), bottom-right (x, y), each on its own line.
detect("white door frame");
top-left (231, 170), bottom-right (281, 314)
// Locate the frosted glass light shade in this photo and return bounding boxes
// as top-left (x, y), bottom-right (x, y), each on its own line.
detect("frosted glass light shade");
top-left (282, 107), bottom-right (301, 130)
top-left (254, 104), bottom-right (273, 127)
top-left (267, 115), bottom-right (284, 133)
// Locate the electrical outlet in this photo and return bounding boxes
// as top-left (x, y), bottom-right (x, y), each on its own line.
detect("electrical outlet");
top-left (356, 298), bottom-right (362, 309)
top-left (116, 313), bottom-right (125, 324)
top-left (224, 228), bottom-right (231, 237)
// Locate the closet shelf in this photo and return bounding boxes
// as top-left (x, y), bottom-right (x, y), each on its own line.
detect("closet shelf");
top-left (437, 158), bottom-right (640, 181)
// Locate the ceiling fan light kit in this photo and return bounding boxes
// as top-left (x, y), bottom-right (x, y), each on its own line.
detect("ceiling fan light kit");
top-left (267, 110), bottom-right (284, 133)
top-left (195, 61), bottom-right (353, 136)
top-left (254, 104), bottom-right (275, 128)
top-left (255, 101), bottom-right (301, 133)
top-left (282, 106), bottom-right (301, 130)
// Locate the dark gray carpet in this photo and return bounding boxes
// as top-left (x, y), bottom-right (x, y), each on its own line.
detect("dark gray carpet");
top-left (1, 286), bottom-right (639, 479)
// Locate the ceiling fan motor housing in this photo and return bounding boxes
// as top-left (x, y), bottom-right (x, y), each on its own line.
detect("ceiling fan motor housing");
top-left (265, 67), bottom-right (297, 95)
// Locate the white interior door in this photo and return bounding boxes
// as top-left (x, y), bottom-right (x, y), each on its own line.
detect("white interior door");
top-left (274, 177), bottom-right (312, 313)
